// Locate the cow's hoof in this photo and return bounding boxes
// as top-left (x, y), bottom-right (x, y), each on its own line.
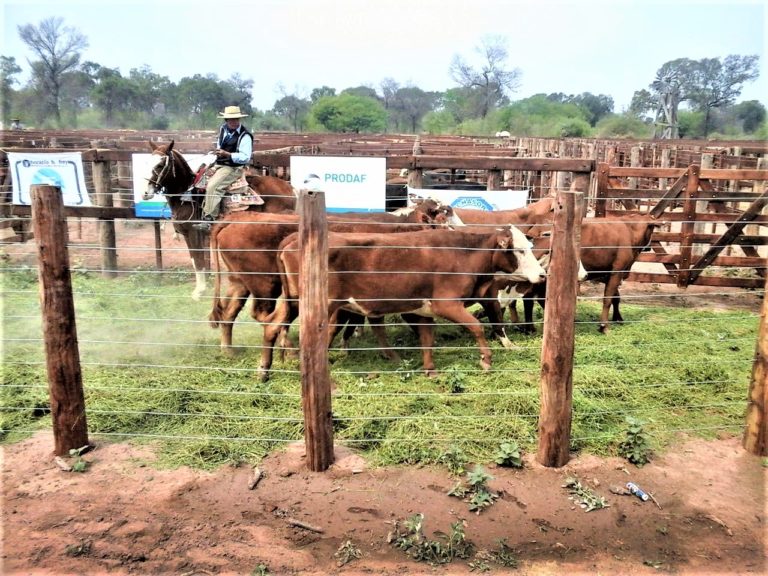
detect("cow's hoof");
top-left (598, 323), bottom-right (608, 334)
top-left (481, 360), bottom-right (492, 371)
top-left (384, 352), bottom-right (402, 364)
top-left (220, 346), bottom-right (236, 358)
top-left (424, 369), bottom-right (438, 378)
top-left (258, 367), bottom-right (270, 382)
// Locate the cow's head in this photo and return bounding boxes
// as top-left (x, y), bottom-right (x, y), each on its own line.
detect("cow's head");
top-left (527, 226), bottom-right (588, 281)
top-left (493, 225), bottom-right (547, 284)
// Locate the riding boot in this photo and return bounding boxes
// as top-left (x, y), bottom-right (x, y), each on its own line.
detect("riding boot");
top-left (194, 215), bottom-right (214, 231)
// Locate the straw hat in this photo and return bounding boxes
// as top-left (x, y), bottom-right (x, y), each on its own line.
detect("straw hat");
top-left (218, 105), bottom-right (249, 119)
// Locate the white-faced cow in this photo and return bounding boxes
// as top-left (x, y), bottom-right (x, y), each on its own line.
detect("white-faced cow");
top-left (258, 226), bottom-right (546, 380)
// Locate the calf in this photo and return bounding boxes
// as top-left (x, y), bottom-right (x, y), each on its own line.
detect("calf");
top-left (512, 218), bottom-right (663, 333)
top-left (259, 227), bottom-right (546, 380)
top-left (208, 204), bottom-right (451, 353)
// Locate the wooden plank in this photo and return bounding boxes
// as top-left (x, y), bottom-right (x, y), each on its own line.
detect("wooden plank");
top-left (700, 169), bottom-right (768, 180)
top-left (4, 205), bottom-right (136, 219)
top-left (688, 189), bottom-right (768, 284)
top-left (649, 171), bottom-right (689, 219)
top-left (626, 272), bottom-right (764, 288)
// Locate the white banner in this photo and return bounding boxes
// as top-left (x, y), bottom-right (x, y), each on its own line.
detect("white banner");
top-left (8, 152), bottom-right (91, 207)
top-left (290, 156), bottom-right (386, 212)
top-left (407, 186), bottom-right (529, 211)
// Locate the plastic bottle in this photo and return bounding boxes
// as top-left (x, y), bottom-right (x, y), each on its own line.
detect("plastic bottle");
top-left (626, 482), bottom-right (649, 501)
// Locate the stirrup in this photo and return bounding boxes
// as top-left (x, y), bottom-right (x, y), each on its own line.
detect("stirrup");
top-left (181, 188), bottom-right (194, 202)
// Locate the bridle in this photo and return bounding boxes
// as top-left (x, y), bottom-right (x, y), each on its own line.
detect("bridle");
top-left (145, 153), bottom-right (176, 197)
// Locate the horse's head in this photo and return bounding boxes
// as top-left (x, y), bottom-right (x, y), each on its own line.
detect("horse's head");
top-left (143, 139), bottom-right (176, 200)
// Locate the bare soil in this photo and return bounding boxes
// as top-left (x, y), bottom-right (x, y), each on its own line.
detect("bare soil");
top-left (2, 432), bottom-right (766, 575)
top-left (2, 220), bottom-right (766, 575)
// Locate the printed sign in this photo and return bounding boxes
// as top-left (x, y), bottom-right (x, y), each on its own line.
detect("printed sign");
top-left (407, 186), bottom-right (529, 211)
top-left (290, 156), bottom-right (386, 212)
top-left (8, 152), bottom-right (91, 207)
top-left (132, 152), bottom-right (213, 218)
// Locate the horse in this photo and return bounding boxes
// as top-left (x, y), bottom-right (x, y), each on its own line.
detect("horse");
top-left (142, 139), bottom-right (297, 299)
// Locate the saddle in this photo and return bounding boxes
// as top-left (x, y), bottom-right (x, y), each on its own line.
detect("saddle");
top-left (186, 163), bottom-right (265, 212)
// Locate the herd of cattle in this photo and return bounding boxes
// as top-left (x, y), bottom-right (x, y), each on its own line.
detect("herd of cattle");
top-left (202, 193), bottom-right (662, 381)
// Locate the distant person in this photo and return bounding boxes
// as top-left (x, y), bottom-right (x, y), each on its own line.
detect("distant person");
top-left (10, 118), bottom-right (23, 131)
top-left (194, 105), bottom-right (253, 231)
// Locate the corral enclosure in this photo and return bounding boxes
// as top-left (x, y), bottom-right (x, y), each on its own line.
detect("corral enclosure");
top-left (1, 130), bottom-right (766, 575)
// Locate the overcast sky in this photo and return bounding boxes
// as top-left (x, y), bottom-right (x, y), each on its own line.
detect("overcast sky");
top-left (2, 0), bottom-right (766, 115)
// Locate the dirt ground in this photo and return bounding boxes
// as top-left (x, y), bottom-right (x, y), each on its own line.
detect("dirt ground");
top-left (2, 220), bottom-right (766, 575)
top-left (2, 431), bottom-right (766, 575)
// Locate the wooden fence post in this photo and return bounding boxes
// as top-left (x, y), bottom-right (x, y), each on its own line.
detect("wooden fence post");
top-left (743, 272), bottom-right (768, 456)
top-left (92, 158), bottom-right (117, 277)
top-left (297, 189), bottom-right (334, 471)
top-left (537, 190), bottom-right (583, 467)
top-left (30, 184), bottom-right (90, 456)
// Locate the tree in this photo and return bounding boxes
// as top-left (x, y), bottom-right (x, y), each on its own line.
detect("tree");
top-left (388, 86), bottom-right (440, 132)
top-left (633, 55), bottom-right (760, 138)
top-left (685, 55), bottom-right (760, 134)
top-left (310, 86), bottom-right (336, 103)
top-left (87, 65), bottom-right (136, 126)
top-left (310, 93), bottom-right (386, 133)
top-left (17, 17), bottom-right (87, 126)
top-left (1, 56), bottom-right (22, 126)
top-left (174, 74), bottom-right (225, 127)
top-left (449, 35), bottom-right (520, 118)
top-left (341, 85), bottom-right (380, 101)
top-left (273, 94), bottom-right (310, 132)
top-left (731, 100), bottom-right (766, 133)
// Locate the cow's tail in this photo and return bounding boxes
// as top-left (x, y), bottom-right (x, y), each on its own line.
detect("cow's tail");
top-left (207, 223), bottom-right (226, 328)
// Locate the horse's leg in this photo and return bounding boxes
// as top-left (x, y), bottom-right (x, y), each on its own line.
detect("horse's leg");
top-left (186, 228), bottom-right (209, 300)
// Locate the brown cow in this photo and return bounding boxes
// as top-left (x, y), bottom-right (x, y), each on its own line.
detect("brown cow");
top-left (259, 226), bottom-right (546, 380)
top-left (208, 203), bottom-right (455, 354)
top-left (511, 218), bottom-right (664, 333)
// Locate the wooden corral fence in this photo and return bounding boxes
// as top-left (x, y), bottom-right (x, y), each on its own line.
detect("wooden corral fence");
top-left (594, 161), bottom-right (768, 289)
top-left (2, 134), bottom-right (767, 289)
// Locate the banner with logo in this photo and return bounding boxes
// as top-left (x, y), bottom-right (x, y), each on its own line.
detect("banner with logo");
top-left (406, 186), bottom-right (529, 211)
top-left (290, 156), bottom-right (386, 212)
top-left (8, 152), bottom-right (91, 207)
top-left (132, 152), bottom-right (213, 218)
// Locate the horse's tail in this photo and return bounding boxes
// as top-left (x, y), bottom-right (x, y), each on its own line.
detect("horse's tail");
top-left (208, 222), bottom-right (226, 328)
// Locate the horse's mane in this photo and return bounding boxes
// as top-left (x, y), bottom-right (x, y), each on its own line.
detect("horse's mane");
top-left (170, 148), bottom-right (195, 182)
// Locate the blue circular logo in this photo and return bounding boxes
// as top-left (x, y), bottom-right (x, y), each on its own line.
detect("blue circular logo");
top-left (31, 168), bottom-right (64, 188)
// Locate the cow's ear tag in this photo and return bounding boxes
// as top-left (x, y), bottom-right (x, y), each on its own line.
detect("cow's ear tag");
top-left (498, 236), bottom-right (510, 249)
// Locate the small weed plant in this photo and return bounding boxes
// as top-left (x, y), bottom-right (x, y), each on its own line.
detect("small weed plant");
top-left (563, 476), bottom-right (610, 512)
top-left (448, 466), bottom-right (499, 514)
top-left (69, 446), bottom-right (90, 473)
top-left (387, 513), bottom-right (474, 565)
top-left (439, 444), bottom-right (468, 476)
top-left (619, 416), bottom-right (652, 466)
top-left (334, 540), bottom-right (362, 567)
top-left (494, 441), bottom-right (523, 468)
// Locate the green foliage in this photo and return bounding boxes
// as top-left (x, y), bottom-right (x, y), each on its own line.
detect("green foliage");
top-left (496, 95), bottom-right (594, 137)
top-left (388, 513), bottom-right (474, 565)
top-left (494, 441), bottom-right (523, 468)
top-left (594, 113), bottom-right (653, 138)
top-left (619, 416), bottom-right (652, 466)
top-left (563, 477), bottom-right (610, 511)
top-left (448, 466), bottom-right (498, 514)
top-left (439, 444), bottom-right (468, 476)
top-left (310, 93), bottom-right (387, 133)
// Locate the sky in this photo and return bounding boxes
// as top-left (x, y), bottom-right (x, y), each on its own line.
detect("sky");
top-left (2, 0), bottom-right (766, 115)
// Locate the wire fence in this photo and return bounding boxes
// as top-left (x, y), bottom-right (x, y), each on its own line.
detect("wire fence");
top-left (1, 211), bottom-right (762, 467)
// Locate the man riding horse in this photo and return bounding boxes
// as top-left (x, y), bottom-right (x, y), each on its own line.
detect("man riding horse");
top-left (194, 105), bottom-right (253, 231)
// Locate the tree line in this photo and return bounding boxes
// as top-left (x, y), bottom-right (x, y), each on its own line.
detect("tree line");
top-left (2, 19), bottom-right (765, 140)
